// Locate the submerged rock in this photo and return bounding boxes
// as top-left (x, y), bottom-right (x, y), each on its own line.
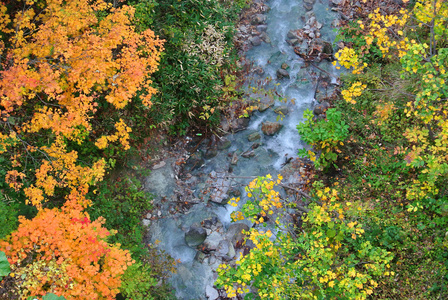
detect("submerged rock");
top-left (185, 226), bottom-right (207, 247)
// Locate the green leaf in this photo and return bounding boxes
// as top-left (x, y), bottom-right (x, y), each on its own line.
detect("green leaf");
top-left (0, 251), bottom-right (10, 278)
top-left (326, 229), bottom-right (337, 238)
top-left (328, 221), bottom-right (335, 229)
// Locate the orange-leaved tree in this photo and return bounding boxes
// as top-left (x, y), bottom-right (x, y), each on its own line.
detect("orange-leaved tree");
top-left (0, 195), bottom-right (134, 299)
top-left (0, 0), bottom-right (163, 208)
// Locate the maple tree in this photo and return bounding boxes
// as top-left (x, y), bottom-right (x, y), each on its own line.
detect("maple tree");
top-left (0, 0), bottom-right (163, 208)
top-left (0, 0), bottom-right (163, 298)
top-left (0, 197), bottom-right (133, 299)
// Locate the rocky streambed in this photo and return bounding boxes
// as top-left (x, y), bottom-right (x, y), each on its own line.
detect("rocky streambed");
top-left (142, 0), bottom-right (343, 299)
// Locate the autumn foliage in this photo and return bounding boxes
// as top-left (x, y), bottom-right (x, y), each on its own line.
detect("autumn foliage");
top-left (0, 0), bottom-right (163, 208)
top-left (0, 0), bottom-right (163, 298)
top-left (0, 197), bottom-right (133, 299)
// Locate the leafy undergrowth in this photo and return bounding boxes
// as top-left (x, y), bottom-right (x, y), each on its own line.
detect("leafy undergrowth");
top-left (216, 1), bottom-right (448, 299)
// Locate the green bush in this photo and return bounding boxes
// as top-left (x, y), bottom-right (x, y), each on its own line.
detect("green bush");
top-left (131, 0), bottom-right (246, 134)
top-left (87, 173), bottom-right (152, 258)
top-left (297, 108), bottom-right (349, 170)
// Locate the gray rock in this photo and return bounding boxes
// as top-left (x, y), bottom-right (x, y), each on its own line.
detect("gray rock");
top-left (313, 101), bottom-right (331, 115)
top-left (287, 38), bottom-right (299, 46)
top-left (305, 11), bottom-right (315, 20)
top-left (274, 105), bottom-right (289, 115)
top-left (217, 240), bottom-right (230, 256)
top-left (249, 36), bottom-right (262, 46)
top-left (185, 226), bottom-right (207, 247)
top-left (257, 25), bottom-right (268, 32)
top-left (226, 223), bottom-right (250, 247)
top-left (287, 30), bottom-right (298, 39)
top-left (251, 14), bottom-right (267, 25)
top-left (206, 285), bottom-right (219, 300)
top-left (142, 219), bottom-right (151, 226)
top-left (303, 0), bottom-right (315, 10)
top-left (276, 68), bottom-right (290, 79)
top-left (262, 121), bottom-right (283, 136)
top-left (152, 161), bottom-right (166, 170)
top-left (248, 132), bottom-right (261, 142)
top-left (217, 138), bottom-right (231, 150)
top-left (331, 0), bottom-right (343, 6)
top-left (260, 32), bottom-right (271, 44)
top-left (195, 251), bottom-right (206, 263)
top-left (204, 231), bottom-right (223, 250)
top-left (209, 174), bottom-right (231, 204)
top-left (241, 149), bottom-right (255, 158)
top-left (331, 19), bottom-right (341, 28)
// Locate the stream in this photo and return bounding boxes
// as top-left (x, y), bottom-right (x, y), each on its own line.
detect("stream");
top-left (143, 0), bottom-right (342, 298)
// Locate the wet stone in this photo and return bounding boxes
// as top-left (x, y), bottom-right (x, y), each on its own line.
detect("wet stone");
top-left (274, 105), bottom-right (289, 115)
top-left (247, 132), bottom-right (261, 142)
top-left (276, 68), bottom-right (290, 79)
top-left (262, 121), bottom-right (283, 136)
top-left (185, 226), bottom-right (207, 247)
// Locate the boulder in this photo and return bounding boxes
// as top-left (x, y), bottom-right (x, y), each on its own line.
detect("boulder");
top-left (204, 231), bottom-right (223, 250)
top-left (262, 121), bottom-right (283, 136)
top-left (249, 36), bottom-right (262, 46)
top-left (251, 14), bottom-right (267, 25)
top-left (260, 32), bottom-right (271, 44)
top-left (185, 226), bottom-right (207, 247)
top-left (313, 101), bottom-right (330, 115)
top-left (209, 173), bottom-right (231, 204)
top-left (276, 68), bottom-right (290, 79)
top-left (274, 106), bottom-right (289, 115)
top-left (226, 223), bottom-right (250, 247)
top-left (206, 285), bottom-right (219, 300)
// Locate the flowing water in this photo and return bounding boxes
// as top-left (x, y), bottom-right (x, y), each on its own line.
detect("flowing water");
top-left (144, 0), bottom-right (342, 298)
